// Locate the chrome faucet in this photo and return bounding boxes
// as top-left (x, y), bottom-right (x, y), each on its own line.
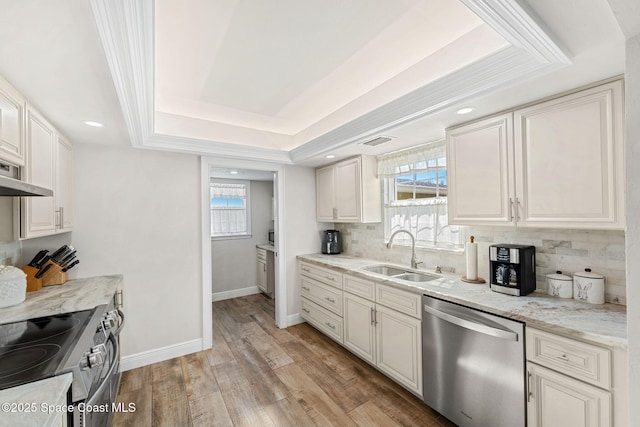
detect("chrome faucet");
top-left (386, 230), bottom-right (423, 269)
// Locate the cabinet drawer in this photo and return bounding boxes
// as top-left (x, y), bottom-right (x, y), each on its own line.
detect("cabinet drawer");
top-left (257, 248), bottom-right (266, 261)
top-left (301, 298), bottom-right (343, 343)
top-left (344, 274), bottom-right (375, 301)
top-left (375, 283), bottom-right (421, 319)
top-left (300, 262), bottom-right (342, 289)
top-left (300, 276), bottom-right (343, 315)
top-left (526, 328), bottom-right (611, 389)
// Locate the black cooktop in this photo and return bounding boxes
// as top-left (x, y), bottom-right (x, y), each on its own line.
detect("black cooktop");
top-left (0, 310), bottom-right (93, 390)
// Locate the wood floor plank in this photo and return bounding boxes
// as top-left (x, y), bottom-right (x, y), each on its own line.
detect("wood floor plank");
top-left (206, 318), bottom-right (236, 367)
top-left (274, 363), bottom-right (357, 427)
top-left (181, 351), bottom-right (219, 399)
top-left (226, 337), bottom-right (290, 405)
top-left (349, 400), bottom-right (402, 427)
top-left (213, 360), bottom-right (275, 427)
top-left (151, 358), bottom-right (192, 427)
top-left (117, 364), bottom-right (152, 394)
top-left (246, 331), bottom-right (294, 369)
top-left (111, 388), bottom-right (152, 427)
top-left (263, 394), bottom-right (316, 427)
top-left (189, 391), bottom-right (233, 427)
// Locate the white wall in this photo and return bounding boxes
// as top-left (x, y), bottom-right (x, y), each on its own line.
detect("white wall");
top-left (211, 180), bottom-right (273, 297)
top-left (281, 165), bottom-right (333, 323)
top-left (72, 143), bottom-right (202, 360)
top-left (625, 32), bottom-right (640, 421)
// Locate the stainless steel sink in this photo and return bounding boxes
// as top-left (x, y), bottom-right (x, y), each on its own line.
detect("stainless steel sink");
top-left (361, 264), bottom-right (440, 284)
top-left (362, 265), bottom-right (407, 276)
top-left (394, 272), bottom-right (440, 283)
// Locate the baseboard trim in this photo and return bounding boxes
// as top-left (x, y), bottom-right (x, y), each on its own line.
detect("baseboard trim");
top-left (285, 313), bottom-right (305, 328)
top-left (120, 339), bottom-right (203, 371)
top-left (212, 286), bottom-right (261, 302)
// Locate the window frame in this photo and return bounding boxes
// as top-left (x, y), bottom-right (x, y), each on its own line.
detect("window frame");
top-left (380, 145), bottom-right (463, 251)
top-left (210, 179), bottom-right (252, 240)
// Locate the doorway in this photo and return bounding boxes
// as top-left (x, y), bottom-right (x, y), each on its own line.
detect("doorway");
top-left (200, 157), bottom-right (286, 350)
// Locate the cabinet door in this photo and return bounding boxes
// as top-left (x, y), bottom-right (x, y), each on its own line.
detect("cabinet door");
top-left (334, 157), bottom-right (361, 221)
top-left (316, 165), bottom-right (335, 221)
top-left (343, 292), bottom-right (376, 364)
top-left (22, 108), bottom-right (56, 238)
top-left (375, 304), bottom-right (422, 396)
top-left (56, 135), bottom-right (73, 232)
top-left (0, 77), bottom-right (25, 166)
top-left (527, 363), bottom-right (611, 427)
top-left (257, 259), bottom-right (267, 292)
top-left (514, 81), bottom-right (624, 229)
top-left (447, 113), bottom-right (515, 225)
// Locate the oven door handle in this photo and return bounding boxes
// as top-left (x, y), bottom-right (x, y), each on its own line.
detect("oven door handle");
top-left (113, 309), bottom-right (126, 336)
top-left (86, 332), bottom-right (119, 407)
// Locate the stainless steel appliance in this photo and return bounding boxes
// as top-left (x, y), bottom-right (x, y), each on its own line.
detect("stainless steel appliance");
top-left (0, 297), bottom-right (124, 427)
top-left (489, 244), bottom-right (536, 296)
top-left (0, 161), bottom-right (53, 197)
top-left (268, 229), bottom-right (275, 245)
top-left (321, 229), bottom-right (342, 254)
top-left (422, 295), bottom-right (526, 427)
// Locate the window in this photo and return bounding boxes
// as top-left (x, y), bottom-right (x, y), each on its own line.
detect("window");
top-left (210, 180), bottom-right (251, 238)
top-left (378, 141), bottom-right (462, 249)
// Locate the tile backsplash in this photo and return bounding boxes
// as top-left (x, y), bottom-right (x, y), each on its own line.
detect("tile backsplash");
top-left (336, 223), bottom-right (626, 305)
top-left (0, 241), bottom-right (21, 267)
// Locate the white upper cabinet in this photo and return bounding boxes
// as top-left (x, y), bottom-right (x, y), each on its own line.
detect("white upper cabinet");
top-left (0, 75), bottom-right (26, 166)
top-left (21, 105), bottom-right (73, 238)
top-left (447, 80), bottom-right (624, 230)
top-left (447, 113), bottom-right (514, 225)
top-left (315, 155), bottom-right (381, 223)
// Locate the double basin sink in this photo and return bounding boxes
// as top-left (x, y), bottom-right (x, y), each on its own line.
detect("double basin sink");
top-left (361, 264), bottom-right (440, 284)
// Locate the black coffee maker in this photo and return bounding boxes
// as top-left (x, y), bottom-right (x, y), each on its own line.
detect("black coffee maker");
top-left (322, 230), bottom-right (343, 254)
top-left (489, 244), bottom-right (536, 296)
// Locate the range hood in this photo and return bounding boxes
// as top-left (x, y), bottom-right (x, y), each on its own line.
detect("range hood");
top-left (0, 162), bottom-right (53, 197)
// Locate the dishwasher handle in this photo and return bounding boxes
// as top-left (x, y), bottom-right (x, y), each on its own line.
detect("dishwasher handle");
top-left (423, 304), bottom-right (519, 341)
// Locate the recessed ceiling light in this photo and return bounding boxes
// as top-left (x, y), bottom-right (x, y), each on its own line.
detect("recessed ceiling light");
top-left (456, 107), bottom-right (475, 115)
top-left (229, 170), bottom-right (239, 175)
top-left (325, 155), bottom-right (336, 159)
top-left (83, 121), bottom-right (104, 127)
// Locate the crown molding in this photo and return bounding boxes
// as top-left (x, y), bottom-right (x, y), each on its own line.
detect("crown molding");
top-left (90, 0), bottom-right (571, 165)
top-left (459, 0), bottom-right (571, 64)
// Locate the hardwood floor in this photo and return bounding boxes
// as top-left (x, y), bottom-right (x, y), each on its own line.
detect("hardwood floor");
top-left (112, 294), bottom-right (455, 427)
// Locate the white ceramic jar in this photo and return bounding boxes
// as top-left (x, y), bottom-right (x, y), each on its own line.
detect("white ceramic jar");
top-left (0, 265), bottom-right (27, 308)
top-left (573, 268), bottom-right (605, 304)
top-left (546, 271), bottom-right (573, 298)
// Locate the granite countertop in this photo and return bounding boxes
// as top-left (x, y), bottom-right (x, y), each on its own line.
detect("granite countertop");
top-left (0, 373), bottom-right (72, 427)
top-left (0, 274), bottom-right (123, 325)
top-left (256, 243), bottom-right (276, 252)
top-left (298, 254), bottom-right (627, 349)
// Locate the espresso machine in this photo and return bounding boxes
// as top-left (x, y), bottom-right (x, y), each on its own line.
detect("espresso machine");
top-left (489, 244), bottom-right (536, 296)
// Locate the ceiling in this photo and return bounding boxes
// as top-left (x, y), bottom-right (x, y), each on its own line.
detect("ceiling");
top-left (0, 0), bottom-right (631, 168)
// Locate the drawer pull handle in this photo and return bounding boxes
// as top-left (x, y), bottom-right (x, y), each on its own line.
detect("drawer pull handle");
top-left (325, 322), bottom-right (336, 330)
top-left (302, 286), bottom-right (310, 291)
top-left (302, 267), bottom-right (310, 272)
top-left (302, 308), bottom-right (310, 314)
top-left (325, 276), bottom-right (335, 281)
top-left (325, 297), bottom-right (336, 303)
top-left (371, 307), bottom-right (375, 325)
top-left (558, 354), bottom-right (569, 361)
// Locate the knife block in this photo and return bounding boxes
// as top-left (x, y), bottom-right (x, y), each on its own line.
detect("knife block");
top-left (22, 265), bottom-right (43, 292)
top-left (39, 261), bottom-right (68, 287)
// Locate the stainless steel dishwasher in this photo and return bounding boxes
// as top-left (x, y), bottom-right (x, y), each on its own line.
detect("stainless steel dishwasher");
top-left (422, 295), bottom-right (526, 427)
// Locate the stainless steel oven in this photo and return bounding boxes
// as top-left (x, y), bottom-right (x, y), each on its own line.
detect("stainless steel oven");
top-left (66, 301), bottom-right (125, 427)
top-left (0, 293), bottom-right (125, 427)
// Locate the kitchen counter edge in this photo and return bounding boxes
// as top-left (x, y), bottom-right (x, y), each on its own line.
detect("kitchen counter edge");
top-left (0, 274), bottom-right (123, 325)
top-left (298, 254), bottom-right (627, 350)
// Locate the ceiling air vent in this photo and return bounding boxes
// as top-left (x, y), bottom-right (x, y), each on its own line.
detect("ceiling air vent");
top-left (360, 136), bottom-right (394, 147)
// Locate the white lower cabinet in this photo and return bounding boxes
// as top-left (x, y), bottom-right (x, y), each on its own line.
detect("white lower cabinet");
top-left (343, 276), bottom-right (422, 396)
top-left (527, 363), bottom-right (611, 427)
top-left (526, 327), bottom-right (627, 427)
